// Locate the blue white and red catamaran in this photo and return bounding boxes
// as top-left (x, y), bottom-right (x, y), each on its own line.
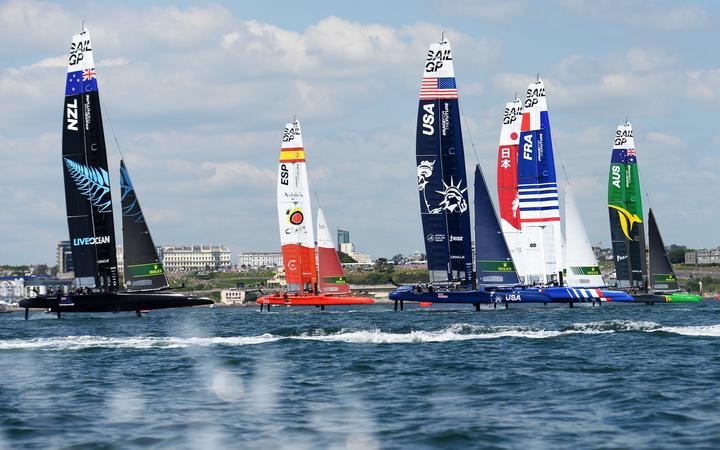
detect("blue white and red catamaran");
top-left (389, 38), bottom-right (631, 308)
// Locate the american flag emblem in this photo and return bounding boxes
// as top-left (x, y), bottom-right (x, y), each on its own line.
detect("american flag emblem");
top-left (82, 68), bottom-right (96, 81)
top-left (420, 77), bottom-right (458, 100)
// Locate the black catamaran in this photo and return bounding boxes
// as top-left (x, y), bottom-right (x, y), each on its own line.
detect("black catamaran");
top-left (20, 27), bottom-right (212, 317)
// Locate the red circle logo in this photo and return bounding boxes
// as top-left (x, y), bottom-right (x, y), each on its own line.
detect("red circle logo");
top-left (289, 210), bottom-right (304, 225)
top-left (510, 132), bottom-right (518, 140)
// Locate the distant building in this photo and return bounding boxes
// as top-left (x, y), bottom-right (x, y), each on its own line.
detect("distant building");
top-left (267, 267), bottom-right (287, 288)
top-left (238, 252), bottom-right (283, 269)
top-left (56, 240), bottom-right (73, 278)
top-left (337, 229), bottom-right (350, 251)
top-left (162, 245), bottom-right (231, 272)
top-left (340, 242), bottom-right (372, 264)
top-left (685, 248), bottom-right (720, 265)
top-left (220, 288), bottom-right (246, 304)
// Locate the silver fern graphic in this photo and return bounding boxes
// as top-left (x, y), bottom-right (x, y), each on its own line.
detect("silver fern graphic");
top-left (119, 165), bottom-right (145, 223)
top-left (64, 158), bottom-right (112, 213)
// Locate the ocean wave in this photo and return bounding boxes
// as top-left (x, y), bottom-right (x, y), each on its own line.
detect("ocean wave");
top-left (0, 334), bottom-right (280, 350)
top-left (657, 324), bottom-right (720, 336)
top-left (2, 321), bottom-right (719, 350)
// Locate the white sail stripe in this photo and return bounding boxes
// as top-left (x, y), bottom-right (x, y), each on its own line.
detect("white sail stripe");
top-left (518, 200), bottom-right (559, 207)
top-left (517, 210), bottom-right (561, 220)
top-left (518, 187), bottom-right (558, 193)
top-left (518, 193), bottom-right (559, 200)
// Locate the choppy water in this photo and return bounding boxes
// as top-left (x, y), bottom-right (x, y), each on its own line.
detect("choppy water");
top-left (2, 302), bottom-right (720, 449)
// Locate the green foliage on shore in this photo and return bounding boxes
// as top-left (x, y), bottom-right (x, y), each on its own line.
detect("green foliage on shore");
top-left (168, 270), bottom-right (275, 290)
top-left (346, 268), bottom-right (428, 285)
top-left (685, 275), bottom-right (720, 294)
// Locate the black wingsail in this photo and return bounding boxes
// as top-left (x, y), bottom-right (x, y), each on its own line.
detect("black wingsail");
top-left (648, 208), bottom-right (679, 291)
top-left (62, 29), bottom-right (119, 291)
top-left (473, 165), bottom-right (520, 285)
top-left (120, 160), bottom-right (169, 290)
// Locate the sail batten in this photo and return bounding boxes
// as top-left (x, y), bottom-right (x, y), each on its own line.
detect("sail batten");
top-left (416, 38), bottom-right (472, 284)
top-left (62, 29), bottom-right (119, 290)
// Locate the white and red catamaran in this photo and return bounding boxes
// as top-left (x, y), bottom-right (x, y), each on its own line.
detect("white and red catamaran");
top-left (257, 120), bottom-right (374, 309)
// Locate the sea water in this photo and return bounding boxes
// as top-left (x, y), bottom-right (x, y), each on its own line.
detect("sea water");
top-left (1, 302), bottom-right (720, 449)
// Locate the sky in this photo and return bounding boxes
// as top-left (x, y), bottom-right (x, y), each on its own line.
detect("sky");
top-left (1, 0), bottom-right (719, 265)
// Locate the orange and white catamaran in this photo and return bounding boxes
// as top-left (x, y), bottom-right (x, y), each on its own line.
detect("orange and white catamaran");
top-left (257, 120), bottom-right (374, 310)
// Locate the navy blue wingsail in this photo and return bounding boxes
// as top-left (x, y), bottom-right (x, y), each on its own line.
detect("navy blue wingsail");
top-left (473, 165), bottom-right (520, 285)
top-left (416, 38), bottom-right (472, 284)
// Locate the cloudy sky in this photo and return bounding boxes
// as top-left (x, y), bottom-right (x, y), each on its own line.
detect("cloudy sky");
top-left (1, 0), bottom-right (719, 264)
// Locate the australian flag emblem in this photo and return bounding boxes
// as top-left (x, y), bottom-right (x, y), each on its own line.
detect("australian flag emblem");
top-left (65, 68), bottom-right (98, 96)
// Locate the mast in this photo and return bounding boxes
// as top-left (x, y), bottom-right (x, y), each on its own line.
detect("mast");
top-left (497, 97), bottom-right (524, 278)
top-left (120, 160), bottom-right (168, 290)
top-left (516, 79), bottom-right (563, 284)
top-left (316, 208), bottom-right (351, 295)
top-left (62, 27), bottom-right (119, 291)
top-left (474, 165), bottom-right (520, 285)
top-left (277, 120), bottom-right (317, 293)
top-left (648, 208), bottom-right (679, 291)
top-left (415, 37), bottom-right (473, 284)
top-left (564, 184), bottom-right (604, 287)
top-left (607, 121), bottom-right (646, 289)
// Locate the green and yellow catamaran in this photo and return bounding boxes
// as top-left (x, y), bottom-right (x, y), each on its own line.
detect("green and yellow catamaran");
top-left (608, 121), bottom-right (701, 303)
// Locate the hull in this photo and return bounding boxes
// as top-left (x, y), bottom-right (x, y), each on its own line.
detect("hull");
top-left (666, 293), bottom-right (702, 303)
top-left (604, 293), bottom-right (669, 303)
top-left (256, 293), bottom-right (374, 306)
top-left (389, 285), bottom-right (550, 304)
top-left (527, 287), bottom-right (633, 302)
top-left (19, 292), bottom-right (212, 312)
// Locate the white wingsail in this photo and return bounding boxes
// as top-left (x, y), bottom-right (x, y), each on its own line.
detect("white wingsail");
top-left (564, 184), bottom-right (605, 287)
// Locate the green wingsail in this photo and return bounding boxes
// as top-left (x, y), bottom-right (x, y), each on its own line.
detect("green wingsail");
top-left (608, 123), bottom-right (646, 289)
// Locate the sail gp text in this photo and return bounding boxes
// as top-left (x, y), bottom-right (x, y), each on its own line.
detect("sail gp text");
top-left (68, 39), bottom-right (91, 66)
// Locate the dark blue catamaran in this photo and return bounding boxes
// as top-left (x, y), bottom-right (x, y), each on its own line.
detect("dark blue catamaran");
top-left (20, 26), bottom-right (212, 318)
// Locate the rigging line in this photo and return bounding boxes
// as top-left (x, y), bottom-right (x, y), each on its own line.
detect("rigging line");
top-left (99, 98), bottom-right (125, 160)
top-left (457, 100), bottom-right (480, 165)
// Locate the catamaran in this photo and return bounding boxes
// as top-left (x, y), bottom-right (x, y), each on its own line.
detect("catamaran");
top-left (19, 27), bottom-right (212, 318)
top-left (256, 120), bottom-right (374, 310)
top-left (389, 38), bottom-right (578, 309)
top-left (607, 122), bottom-right (700, 303)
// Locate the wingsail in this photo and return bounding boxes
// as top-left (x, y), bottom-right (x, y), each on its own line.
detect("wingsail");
top-left (608, 121), bottom-right (646, 289)
top-left (277, 120), bottom-right (317, 293)
top-left (515, 79), bottom-right (563, 284)
top-left (62, 28), bottom-right (119, 290)
top-left (416, 38), bottom-right (473, 284)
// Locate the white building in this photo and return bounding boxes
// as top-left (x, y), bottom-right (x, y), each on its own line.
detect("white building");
top-left (238, 252), bottom-right (283, 269)
top-left (220, 288), bottom-right (246, 304)
top-left (0, 277), bottom-right (24, 302)
top-left (340, 242), bottom-right (372, 265)
top-left (685, 248), bottom-right (720, 265)
top-left (162, 245), bottom-right (231, 272)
